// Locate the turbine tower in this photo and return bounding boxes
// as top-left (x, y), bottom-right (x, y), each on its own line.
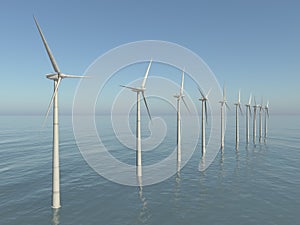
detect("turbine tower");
top-left (245, 94), bottom-right (252, 144)
top-left (34, 16), bottom-right (84, 209)
top-left (219, 85), bottom-right (230, 149)
top-left (174, 70), bottom-right (189, 163)
top-left (252, 97), bottom-right (258, 144)
top-left (264, 101), bottom-right (269, 139)
top-left (198, 88), bottom-right (211, 157)
top-left (121, 61), bottom-right (152, 177)
top-left (258, 98), bottom-right (264, 142)
top-left (234, 90), bottom-right (243, 148)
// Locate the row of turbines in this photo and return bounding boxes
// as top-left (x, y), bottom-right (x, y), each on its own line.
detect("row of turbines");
top-left (34, 17), bottom-right (269, 209)
top-left (174, 73), bottom-right (270, 160)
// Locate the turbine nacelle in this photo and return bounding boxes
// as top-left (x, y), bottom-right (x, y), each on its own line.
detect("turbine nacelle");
top-left (174, 94), bottom-right (185, 99)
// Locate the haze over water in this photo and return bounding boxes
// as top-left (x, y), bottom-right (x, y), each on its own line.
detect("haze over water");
top-left (0, 114), bottom-right (299, 225)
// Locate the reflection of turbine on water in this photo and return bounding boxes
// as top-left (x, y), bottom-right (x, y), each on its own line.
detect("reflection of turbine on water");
top-left (177, 160), bottom-right (181, 174)
top-left (52, 209), bottom-right (60, 225)
top-left (198, 155), bottom-right (206, 171)
top-left (136, 176), bottom-right (150, 224)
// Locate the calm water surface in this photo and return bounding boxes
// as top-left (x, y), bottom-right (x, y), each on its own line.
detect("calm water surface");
top-left (0, 115), bottom-right (299, 225)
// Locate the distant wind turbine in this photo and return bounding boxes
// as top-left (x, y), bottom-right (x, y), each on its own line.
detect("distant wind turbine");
top-left (120, 61), bottom-right (152, 177)
top-left (34, 16), bottom-right (85, 209)
top-left (198, 87), bottom-right (211, 157)
top-left (252, 97), bottom-right (258, 144)
top-left (219, 85), bottom-right (230, 149)
top-left (174, 70), bottom-right (189, 163)
top-left (259, 98), bottom-right (264, 143)
top-left (234, 90), bottom-right (243, 148)
top-left (264, 101), bottom-right (270, 139)
top-left (245, 94), bottom-right (252, 144)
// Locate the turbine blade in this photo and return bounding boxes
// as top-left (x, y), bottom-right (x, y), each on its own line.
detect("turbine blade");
top-left (120, 85), bottom-right (139, 91)
top-left (239, 104), bottom-right (243, 115)
top-left (267, 108), bottom-right (269, 118)
top-left (223, 85), bottom-right (226, 100)
top-left (198, 87), bottom-right (205, 99)
top-left (142, 91), bottom-right (151, 120)
top-left (254, 96), bottom-right (257, 106)
top-left (249, 106), bottom-right (252, 117)
top-left (182, 97), bottom-right (190, 113)
top-left (206, 88), bottom-right (212, 99)
top-left (180, 70), bottom-right (184, 96)
top-left (33, 16), bottom-right (60, 73)
top-left (238, 89), bottom-right (241, 103)
top-left (141, 60), bottom-right (152, 89)
top-left (205, 101), bottom-right (208, 124)
top-left (43, 77), bottom-right (62, 126)
top-left (248, 93), bottom-right (252, 105)
top-left (62, 74), bottom-right (86, 78)
top-left (225, 102), bottom-right (231, 111)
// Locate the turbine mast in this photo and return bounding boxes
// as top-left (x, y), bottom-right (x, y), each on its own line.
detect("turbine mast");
top-left (52, 80), bottom-right (60, 208)
top-left (136, 91), bottom-right (142, 176)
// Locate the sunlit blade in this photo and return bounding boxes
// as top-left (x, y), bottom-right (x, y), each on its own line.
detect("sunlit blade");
top-left (238, 89), bottom-right (241, 103)
top-left (182, 97), bottom-right (190, 113)
top-left (142, 91), bottom-right (151, 120)
top-left (248, 93), bottom-right (252, 105)
top-left (61, 74), bottom-right (86, 78)
top-left (198, 87), bottom-right (205, 99)
top-left (205, 101), bottom-right (208, 124)
top-left (141, 60), bottom-right (152, 89)
top-left (223, 85), bottom-right (226, 100)
top-left (180, 70), bottom-right (184, 96)
top-left (43, 77), bottom-right (62, 126)
top-left (206, 88), bottom-right (212, 99)
top-left (33, 16), bottom-right (60, 73)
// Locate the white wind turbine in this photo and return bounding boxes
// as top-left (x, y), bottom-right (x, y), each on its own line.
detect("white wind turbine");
top-left (234, 90), bottom-right (243, 147)
top-left (198, 87), bottom-right (211, 157)
top-left (252, 97), bottom-right (258, 144)
top-left (264, 101), bottom-right (270, 139)
top-left (245, 94), bottom-right (252, 144)
top-left (34, 16), bottom-right (85, 209)
top-left (174, 70), bottom-right (189, 163)
top-left (219, 85), bottom-right (230, 149)
top-left (120, 61), bottom-right (152, 177)
top-left (258, 98), bottom-right (264, 142)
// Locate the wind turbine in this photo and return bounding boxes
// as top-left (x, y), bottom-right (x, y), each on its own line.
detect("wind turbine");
top-left (245, 94), bottom-right (252, 144)
top-left (120, 61), bottom-right (152, 177)
top-left (252, 97), bottom-right (258, 144)
top-left (264, 101), bottom-right (270, 139)
top-left (174, 70), bottom-right (189, 163)
top-left (34, 16), bottom-right (84, 209)
top-left (198, 87), bottom-right (211, 157)
top-left (234, 90), bottom-right (243, 148)
top-left (258, 98), bottom-right (264, 142)
top-left (219, 85), bottom-right (230, 149)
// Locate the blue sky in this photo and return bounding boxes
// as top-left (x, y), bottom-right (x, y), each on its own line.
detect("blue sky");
top-left (0, 0), bottom-right (299, 115)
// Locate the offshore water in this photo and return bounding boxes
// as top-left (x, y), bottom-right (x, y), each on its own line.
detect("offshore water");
top-left (0, 114), bottom-right (299, 225)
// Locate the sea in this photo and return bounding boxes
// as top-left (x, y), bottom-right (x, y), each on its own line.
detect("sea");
top-left (0, 114), bottom-right (299, 225)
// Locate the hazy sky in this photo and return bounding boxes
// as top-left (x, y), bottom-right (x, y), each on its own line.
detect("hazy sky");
top-left (0, 0), bottom-right (299, 115)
